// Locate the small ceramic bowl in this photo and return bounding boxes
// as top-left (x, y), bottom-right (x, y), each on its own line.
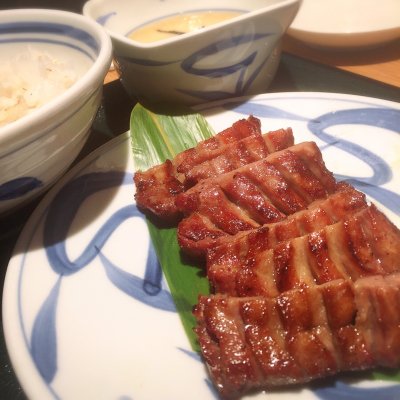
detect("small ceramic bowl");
top-left (83, 0), bottom-right (300, 106)
top-left (0, 9), bottom-right (112, 216)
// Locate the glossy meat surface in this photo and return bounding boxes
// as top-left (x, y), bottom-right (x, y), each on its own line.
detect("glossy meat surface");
top-left (134, 116), bottom-right (294, 221)
top-left (176, 142), bottom-right (338, 235)
top-left (175, 115), bottom-right (262, 175)
top-left (134, 160), bottom-right (184, 221)
top-left (194, 273), bottom-right (400, 399)
top-left (208, 203), bottom-right (400, 296)
top-left (184, 127), bottom-right (294, 186)
top-left (178, 183), bottom-right (366, 257)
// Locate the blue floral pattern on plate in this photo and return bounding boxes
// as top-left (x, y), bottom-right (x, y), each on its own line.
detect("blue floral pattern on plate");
top-left (4, 93), bottom-right (400, 400)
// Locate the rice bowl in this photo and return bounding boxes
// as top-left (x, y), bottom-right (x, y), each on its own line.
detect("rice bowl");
top-left (0, 9), bottom-right (112, 215)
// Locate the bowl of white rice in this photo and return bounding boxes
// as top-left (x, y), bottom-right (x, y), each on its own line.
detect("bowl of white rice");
top-left (0, 8), bottom-right (112, 215)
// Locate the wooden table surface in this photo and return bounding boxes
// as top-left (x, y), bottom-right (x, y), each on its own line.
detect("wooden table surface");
top-left (283, 36), bottom-right (400, 89)
top-left (104, 35), bottom-right (400, 90)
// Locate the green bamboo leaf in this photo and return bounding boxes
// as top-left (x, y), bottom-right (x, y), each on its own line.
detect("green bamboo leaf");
top-left (130, 103), bottom-right (214, 350)
top-left (130, 104), bottom-right (215, 170)
top-left (372, 369), bottom-right (400, 382)
top-left (146, 223), bottom-right (210, 350)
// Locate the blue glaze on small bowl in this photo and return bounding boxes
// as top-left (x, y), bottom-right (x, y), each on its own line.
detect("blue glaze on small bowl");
top-left (83, 0), bottom-right (301, 105)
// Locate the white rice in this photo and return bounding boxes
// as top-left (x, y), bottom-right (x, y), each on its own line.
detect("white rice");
top-left (0, 47), bottom-right (78, 127)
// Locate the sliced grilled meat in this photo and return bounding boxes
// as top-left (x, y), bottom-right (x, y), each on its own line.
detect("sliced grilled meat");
top-left (176, 142), bottom-right (338, 235)
top-left (178, 183), bottom-right (366, 257)
top-left (134, 116), bottom-right (293, 221)
top-left (175, 115), bottom-right (262, 175)
top-left (184, 127), bottom-right (294, 186)
top-left (208, 204), bottom-right (400, 296)
top-left (194, 273), bottom-right (400, 399)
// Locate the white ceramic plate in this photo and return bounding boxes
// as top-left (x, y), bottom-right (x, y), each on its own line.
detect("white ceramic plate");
top-left (3, 92), bottom-right (400, 400)
top-left (287, 0), bottom-right (400, 49)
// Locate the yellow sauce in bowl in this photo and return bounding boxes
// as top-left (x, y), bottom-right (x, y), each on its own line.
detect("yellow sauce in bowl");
top-left (128, 11), bottom-right (243, 43)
